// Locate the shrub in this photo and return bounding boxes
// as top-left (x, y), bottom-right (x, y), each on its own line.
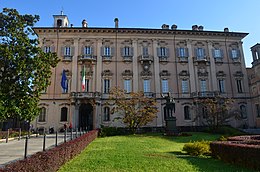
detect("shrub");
top-left (207, 126), bottom-right (245, 136)
top-left (182, 140), bottom-right (211, 156)
top-left (0, 130), bottom-right (98, 172)
top-left (99, 126), bottom-right (127, 137)
top-left (211, 140), bottom-right (260, 171)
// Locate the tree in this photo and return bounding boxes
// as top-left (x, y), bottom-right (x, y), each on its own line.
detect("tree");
top-left (109, 87), bottom-right (158, 133)
top-left (194, 96), bottom-right (240, 130)
top-left (0, 8), bottom-right (59, 122)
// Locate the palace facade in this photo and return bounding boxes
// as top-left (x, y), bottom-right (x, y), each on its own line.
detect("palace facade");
top-left (32, 13), bottom-right (254, 132)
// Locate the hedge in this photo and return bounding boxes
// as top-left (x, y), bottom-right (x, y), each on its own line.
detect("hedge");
top-left (0, 129), bottom-right (98, 172)
top-left (210, 140), bottom-right (260, 171)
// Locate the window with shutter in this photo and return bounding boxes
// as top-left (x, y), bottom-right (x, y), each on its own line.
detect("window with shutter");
top-left (196, 48), bottom-right (205, 60)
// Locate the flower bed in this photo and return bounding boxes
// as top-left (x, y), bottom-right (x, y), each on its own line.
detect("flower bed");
top-left (210, 136), bottom-right (260, 171)
top-left (0, 130), bottom-right (98, 172)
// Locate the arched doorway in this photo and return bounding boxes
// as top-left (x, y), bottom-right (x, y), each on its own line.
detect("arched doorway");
top-left (79, 103), bottom-right (93, 130)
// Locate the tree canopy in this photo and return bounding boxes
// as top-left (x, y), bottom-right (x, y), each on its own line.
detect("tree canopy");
top-left (109, 87), bottom-right (158, 133)
top-left (0, 8), bottom-right (59, 121)
top-left (194, 96), bottom-right (240, 130)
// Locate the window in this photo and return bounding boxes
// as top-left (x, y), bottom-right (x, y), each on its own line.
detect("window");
top-left (157, 47), bottom-right (168, 57)
top-left (256, 104), bottom-right (260, 117)
top-left (161, 79), bottom-right (169, 93)
top-left (104, 47), bottom-right (111, 56)
top-left (103, 79), bottom-right (110, 93)
top-left (143, 79), bottom-right (150, 93)
top-left (84, 46), bottom-right (92, 55)
top-left (60, 107), bottom-right (68, 122)
top-left (143, 47), bottom-right (149, 56)
top-left (122, 46), bottom-right (133, 57)
top-left (181, 80), bottom-right (189, 93)
top-left (184, 106), bottom-right (191, 120)
top-left (231, 49), bottom-right (240, 59)
top-left (218, 79), bottom-right (225, 93)
top-left (57, 19), bottom-right (62, 27)
top-left (44, 46), bottom-right (51, 53)
top-left (213, 49), bottom-right (223, 58)
top-left (236, 80), bottom-right (243, 93)
top-left (104, 107), bottom-right (110, 121)
top-left (240, 105), bottom-right (247, 119)
top-left (64, 47), bottom-right (71, 56)
top-left (196, 48), bottom-right (206, 60)
top-left (124, 79), bottom-right (131, 93)
top-left (38, 107), bottom-right (46, 122)
top-left (200, 80), bottom-right (207, 93)
top-left (177, 47), bottom-right (188, 58)
top-left (84, 79), bottom-right (90, 92)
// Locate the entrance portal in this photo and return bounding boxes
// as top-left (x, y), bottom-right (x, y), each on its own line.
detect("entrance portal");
top-left (79, 103), bottom-right (93, 130)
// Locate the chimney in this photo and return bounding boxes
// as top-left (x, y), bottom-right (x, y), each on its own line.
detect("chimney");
top-left (192, 25), bottom-right (198, 30)
top-left (82, 19), bottom-right (88, 28)
top-left (161, 24), bottom-right (169, 29)
top-left (171, 24), bottom-right (177, 30)
top-left (198, 25), bottom-right (204, 31)
top-left (114, 18), bottom-right (119, 28)
top-left (224, 27), bottom-right (229, 32)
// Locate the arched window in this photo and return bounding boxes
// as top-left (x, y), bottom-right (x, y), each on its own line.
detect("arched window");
top-left (184, 106), bottom-right (191, 120)
top-left (38, 107), bottom-right (46, 122)
top-left (57, 19), bottom-right (62, 27)
top-left (61, 107), bottom-right (68, 122)
top-left (240, 105), bottom-right (247, 119)
top-left (104, 107), bottom-right (110, 121)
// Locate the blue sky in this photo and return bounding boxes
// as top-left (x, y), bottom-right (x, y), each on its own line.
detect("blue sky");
top-left (1, 0), bottom-right (259, 67)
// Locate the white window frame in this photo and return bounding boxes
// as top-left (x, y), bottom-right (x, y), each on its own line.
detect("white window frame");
top-left (64, 46), bottom-right (71, 56)
top-left (213, 49), bottom-right (222, 58)
top-left (124, 79), bottom-right (131, 93)
top-left (231, 49), bottom-right (238, 59)
top-left (103, 79), bottom-right (110, 94)
top-left (200, 80), bottom-right (207, 93)
top-left (197, 48), bottom-right (205, 60)
top-left (161, 79), bottom-right (169, 93)
top-left (44, 46), bottom-right (51, 53)
top-left (143, 79), bottom-right (150, 93)
top-left (181, 80), bottom-right (189, 93)
top-left (104, 46), bottom-right (111, 56)
top-left (84, 46), bottom-right (92, 55)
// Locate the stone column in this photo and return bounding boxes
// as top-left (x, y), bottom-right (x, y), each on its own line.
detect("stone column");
top-left (187, 40), bottom-right (196, 93)
top-left (132, 39), bottom-right (139, 92)
top-left (207, 41), bottom-right (217, 91)
top-left (96, 39), bottom-right (103, 92)
top-left (71, 38), bottom-right (79, 92)
top-left (152, 39), bottom-right (160, 97)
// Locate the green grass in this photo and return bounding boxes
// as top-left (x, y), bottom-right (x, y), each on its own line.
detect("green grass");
top-left (58, 132), bottom-right (255, 172)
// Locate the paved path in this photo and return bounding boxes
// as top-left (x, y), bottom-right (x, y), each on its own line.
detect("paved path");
top-left (0, 133), bottom-right (74, 167)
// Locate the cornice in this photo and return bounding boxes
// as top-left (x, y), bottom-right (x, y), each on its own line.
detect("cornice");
top-left (33, 27), bottom-right (248, 39)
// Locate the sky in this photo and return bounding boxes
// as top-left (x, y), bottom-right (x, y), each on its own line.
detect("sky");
top-left (1, 0), bottom-right (259, 67)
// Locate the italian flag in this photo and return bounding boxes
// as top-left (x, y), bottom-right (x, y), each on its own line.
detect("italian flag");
top-left (82, 65), bottom-right (86, 91)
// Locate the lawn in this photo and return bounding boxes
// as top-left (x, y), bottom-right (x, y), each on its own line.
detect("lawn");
top-left (58, 132), bottom-right (255, 172)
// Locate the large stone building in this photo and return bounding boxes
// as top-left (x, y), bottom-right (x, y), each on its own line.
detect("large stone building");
top-left (247, 43), bottom-right (260, 128)
top-left (32, 13), bottom-right (253, 132)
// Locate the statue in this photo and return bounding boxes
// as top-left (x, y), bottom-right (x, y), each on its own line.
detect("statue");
top-left (162, 92), bottom-right (175, 119)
